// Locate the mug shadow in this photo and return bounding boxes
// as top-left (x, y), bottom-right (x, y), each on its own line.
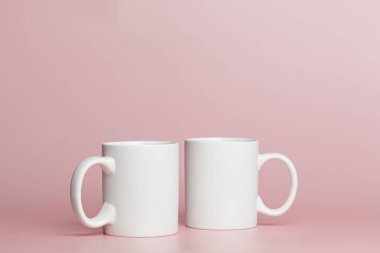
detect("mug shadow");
top-left (257, 222), bottom-right (284, 226)
top-left (60, 213), bottom-right (286, 238)
top-left (57, 217), bottom-right (289, 252)
top-left (64, 231), bottom-right (102, 237)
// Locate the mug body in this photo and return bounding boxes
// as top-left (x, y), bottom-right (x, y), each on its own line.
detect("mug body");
top-left (185, 138), bottom-right (259, 230)
top-left (102, 141), bottom-right (179, 237)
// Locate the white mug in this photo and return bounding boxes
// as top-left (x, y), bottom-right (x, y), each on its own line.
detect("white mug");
top-left (185, 138), bottom-right (298, 230)
top-left (70, 141), bottom-right (179, 237)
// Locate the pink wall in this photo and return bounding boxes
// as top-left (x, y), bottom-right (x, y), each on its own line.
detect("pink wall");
top-left (1, 0), bottom-right (379, 251)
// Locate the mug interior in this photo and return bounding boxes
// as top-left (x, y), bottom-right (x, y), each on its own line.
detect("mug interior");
top-left (185, 137), bottom-right (256, 143)
top-left (103, 141), bottom-right (177, 146)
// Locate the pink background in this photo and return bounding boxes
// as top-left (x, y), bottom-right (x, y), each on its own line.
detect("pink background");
top-left (1, 0), bottom-right (379, 252)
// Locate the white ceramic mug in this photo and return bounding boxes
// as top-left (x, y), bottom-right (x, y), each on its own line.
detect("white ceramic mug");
top-left (185, 138), bottom-right (298, 230)
top-left (70, 141), bottom-right (179, 237)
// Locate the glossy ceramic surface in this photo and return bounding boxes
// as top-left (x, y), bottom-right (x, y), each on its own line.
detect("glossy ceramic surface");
top-left (185, 138), bottom-right (298, 230)
top-left (70, 141), bottom-right (179, 237)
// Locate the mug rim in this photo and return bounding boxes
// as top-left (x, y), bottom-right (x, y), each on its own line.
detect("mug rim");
top-left (102, 141), bottom-right (177, 146)
top-left (185, 137), bottom-right (257, 143)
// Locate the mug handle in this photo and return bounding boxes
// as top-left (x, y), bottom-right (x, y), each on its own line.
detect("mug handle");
top-left (257, 153), bottom-right (298, 216)
top-left (70, 156), bottom-right (116, 228)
